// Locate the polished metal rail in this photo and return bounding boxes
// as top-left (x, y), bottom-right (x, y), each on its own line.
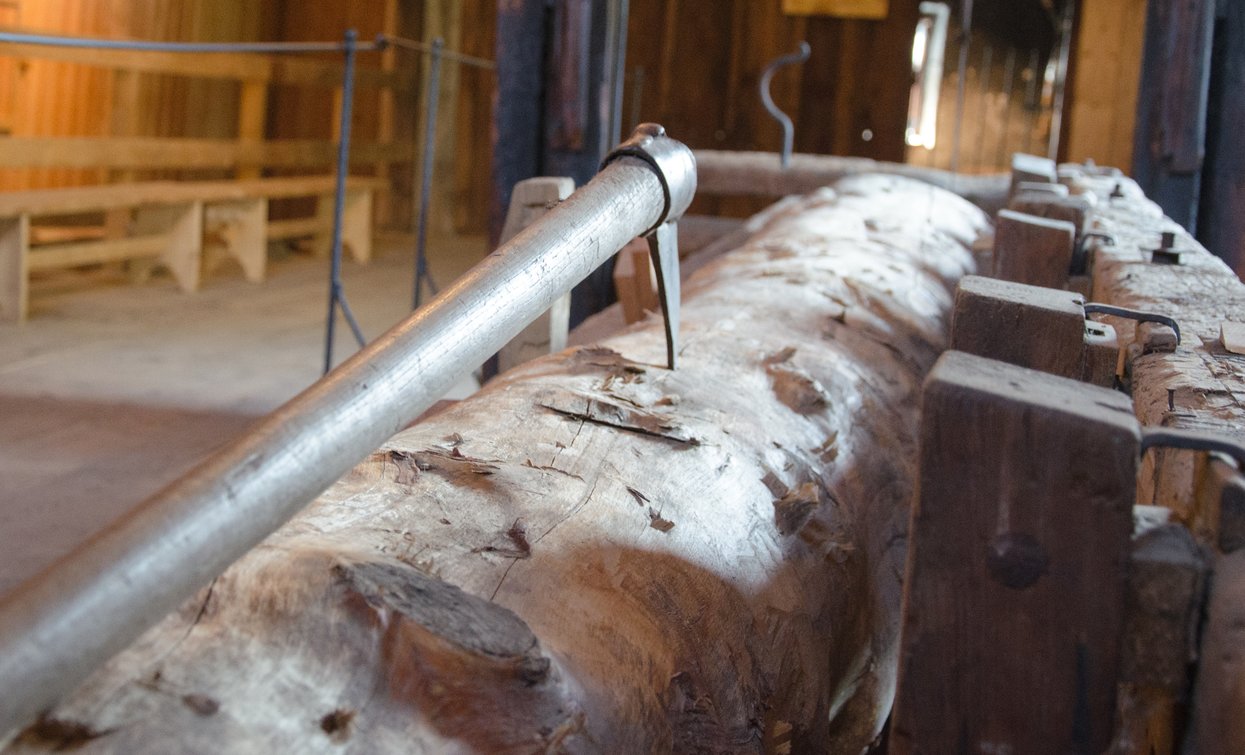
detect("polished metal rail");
top-left (0, 127), bottom-right (696, 740)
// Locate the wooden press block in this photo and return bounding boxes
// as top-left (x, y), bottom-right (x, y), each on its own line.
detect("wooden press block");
top-left (1008, 190), bottom-right (1094, 237)
top-left (951, 275), bottom-right (1086, 378)
top-left (992, 208), bottom-right (1078, 289)
top-left (892, 351), bottom-right (1139, 755)
top-left (1010, 152), bottom-right (1057, 192)
top-left (1195, 457), bottom-right (1245, 553)
top-left (1184, 550), bottom-right (1245, 753)
top-left (1120, 522), bottom-right (1206, 691)
top-left (1014, 180), bottom-right (1069, 197)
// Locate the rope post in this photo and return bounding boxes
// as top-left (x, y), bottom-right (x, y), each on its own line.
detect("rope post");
top-left (323, 28), bottom-right (367, 374)
top-left (413, 37), bottom-right (443, 310)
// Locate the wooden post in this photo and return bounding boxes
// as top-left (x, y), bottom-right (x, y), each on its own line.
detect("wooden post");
top-left (1131, 0), bottom-right (1215, 231)
top-left (0, 214), bottom-right (29, 323)
top-left (991, 208), bottom-right (1078, 288)
top-left (1199, 0), bottom-right (1245, 273)
top-left (892, 350), bottom-right (1139, 755)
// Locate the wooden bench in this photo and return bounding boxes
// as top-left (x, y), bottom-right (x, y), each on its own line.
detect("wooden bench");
top-left (0, 175), bottom-right (383, 322)
top-left (0, 29), bottom-right (415, 322)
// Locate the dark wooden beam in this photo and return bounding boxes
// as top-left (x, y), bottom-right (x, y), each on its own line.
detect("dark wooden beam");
top-left (1131, 0), bottom-right (1215, 231)
top-left (491, 0), bottom-right (623, 327)
top-left (1196, 0), bottom-right (1245, 273)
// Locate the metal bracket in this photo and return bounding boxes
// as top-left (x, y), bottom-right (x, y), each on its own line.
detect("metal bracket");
top-left (1083, 303), bottom-right (1181, 345)
top-left (601, 123), bottom-right (697, 369)
top-left (1141, 427), bottom-right (1245, 469)
top-left (759, 42), bottom-right (811, 170)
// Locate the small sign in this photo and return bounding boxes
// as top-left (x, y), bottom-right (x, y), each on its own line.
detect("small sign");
top-left (782, 0), bottom-right (888, 19)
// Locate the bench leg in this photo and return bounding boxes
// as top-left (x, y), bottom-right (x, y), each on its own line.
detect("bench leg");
top-left (0, 215), bottom-right (29, 323)
top-left (342, 188), bottom-right (372, 264)
top-left (206, 198), bottom-right (266, 283)
top-left (309, 193), bottom-right (333, 258)
top-left (135, 202), bottom-right (203, 293)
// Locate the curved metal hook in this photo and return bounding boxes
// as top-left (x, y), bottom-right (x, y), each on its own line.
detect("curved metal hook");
top-left (1083, 303), bottom-right (1181, 345)
top-left (1141, 427), bottom-right (1245, 470)
top-left (759, 41), bottom-right (811, 169)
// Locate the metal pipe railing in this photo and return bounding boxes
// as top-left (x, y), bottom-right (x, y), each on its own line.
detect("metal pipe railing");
top-left (0, 128), bottom-right (696, 741)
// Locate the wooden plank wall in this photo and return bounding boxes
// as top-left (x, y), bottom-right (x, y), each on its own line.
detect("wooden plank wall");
top-left (1064, 0), bottom-right (1146, 175)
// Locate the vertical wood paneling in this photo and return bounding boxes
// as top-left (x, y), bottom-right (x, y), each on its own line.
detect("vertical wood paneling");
top-left (1065, 0), bottom-right (1146, 172)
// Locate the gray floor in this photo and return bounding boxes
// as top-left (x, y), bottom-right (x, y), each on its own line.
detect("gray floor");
top-left (0, 234), bottom-right (486, 596)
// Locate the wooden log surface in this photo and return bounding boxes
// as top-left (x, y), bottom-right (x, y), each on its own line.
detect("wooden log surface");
top-left (694, 149), bottom-right (1011, 215)
top-left (1, 175), bottom-right (988, 753)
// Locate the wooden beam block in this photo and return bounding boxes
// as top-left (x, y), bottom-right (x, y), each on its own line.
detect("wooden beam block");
top-left (1083, 319), bottom-right (1121, 387)
top-left (1008, 190), bottom-right (1095, 237)
top-left (1194, 457), bottom-right (1245, 553)
top-left (1184, 551), bottom-right (1245, 753)
top-left (892, 350), bottom-right (1139, 755)
top-left (1121, 523), bottom-right (1206, 691)
top-left (1015, 181), bottom-right (1070, 197)
top-left (0, 215), bottom-right (29, 324)
top-left (205, 198), bottom-right (267, 283)
top-left (992, 208), bottom-right (1078, 289)
top-left (951, 275), bottom-right (1087, 378)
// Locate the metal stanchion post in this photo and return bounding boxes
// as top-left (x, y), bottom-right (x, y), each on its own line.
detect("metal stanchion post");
top-left (323, 28), bottom-right (367, 375)
top-left (413, 37), bottom-right (443, 310)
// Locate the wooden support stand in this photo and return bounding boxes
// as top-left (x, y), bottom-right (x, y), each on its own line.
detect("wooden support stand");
top-left (205, 198), bottom-right (267, 283)
top-left (892, 350), bottom-right (1139, 755)
top-left (612, 237), bottom-right (658, 325)
top-left (496, 176), bottom-right (575, 374)
top-left (992, 208), bottom-right (1078, 289)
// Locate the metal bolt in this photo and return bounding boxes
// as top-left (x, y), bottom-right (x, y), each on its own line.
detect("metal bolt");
top-left (1160, 231), bottom-right (1176, 249)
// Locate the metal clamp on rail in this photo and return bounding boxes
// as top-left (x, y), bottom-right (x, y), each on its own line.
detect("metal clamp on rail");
top-left (0, 125), bottom-right (697, 742)
top-left (601, 123), bottom-right (697, 370)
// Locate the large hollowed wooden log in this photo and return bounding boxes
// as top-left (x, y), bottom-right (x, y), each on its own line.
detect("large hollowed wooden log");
top-left (4, 176), bottom-right (988, 754)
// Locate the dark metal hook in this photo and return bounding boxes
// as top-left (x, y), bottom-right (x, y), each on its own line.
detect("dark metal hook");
top-left (759, 41), bottom-right (810, 169)
top-left (1083, 303), bottom-right (1181, 345)
top-left (1141, 427), bottom-right (1245, 470)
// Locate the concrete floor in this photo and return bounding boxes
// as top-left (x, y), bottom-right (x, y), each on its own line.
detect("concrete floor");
top-left (0, 234), bottom-right (487, 596)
